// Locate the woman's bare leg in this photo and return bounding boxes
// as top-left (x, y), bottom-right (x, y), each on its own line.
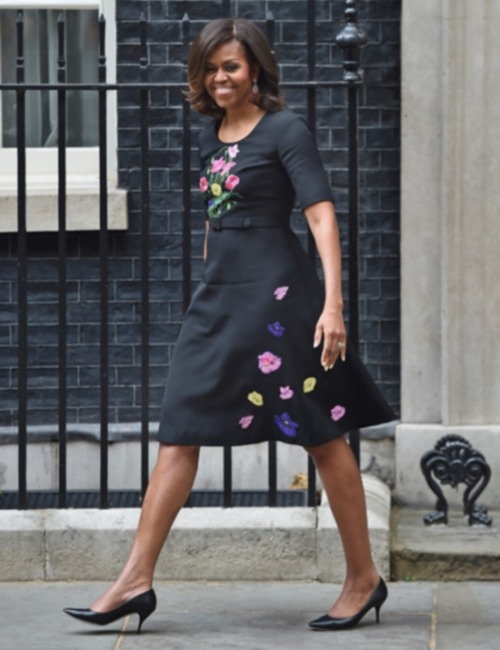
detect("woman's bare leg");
top-left (90, 443), bottom-right (200, 612)
top-left (306, 436), bottom-right (380, 618)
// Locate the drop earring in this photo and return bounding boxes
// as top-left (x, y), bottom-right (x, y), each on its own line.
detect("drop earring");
top-left (252, 79), bottom-right (259, 95)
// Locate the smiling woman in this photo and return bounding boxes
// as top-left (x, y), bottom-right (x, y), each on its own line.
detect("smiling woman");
top-left (63, 16), bottom-right (394, 637)
top-left (186, 18), bottom-right (283, 118)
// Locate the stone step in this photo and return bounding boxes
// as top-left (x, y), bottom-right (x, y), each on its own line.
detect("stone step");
top-left (0, 475), bottom-right (391, 582)
top-left (391, 507), bottom-right (500, 581)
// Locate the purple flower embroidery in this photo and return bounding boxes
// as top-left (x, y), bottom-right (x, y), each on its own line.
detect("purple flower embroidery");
top-left (280, 386), bottom-right (294, 400)
top-left (274, 286), bottom-right (289, 301)
top-left (258, 351), bottom-right (282, 374)
top-left (239, 415), bottom-right (254, 429)
top-left (331, 405), bottom-right (346, 422)
top-left (267, 321), bottom-right (285, 337)
top-left (227, 144), bottom-right (239, 159)
top-left (274, 413), bottom-right (299, 437)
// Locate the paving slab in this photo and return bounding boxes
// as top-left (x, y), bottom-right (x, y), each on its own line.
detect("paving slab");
top-left (1, 580), bottom-right (499, 650)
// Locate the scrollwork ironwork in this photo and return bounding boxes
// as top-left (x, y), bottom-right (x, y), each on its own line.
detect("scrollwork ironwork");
top-left (420, 434), bottom-right (492, 526)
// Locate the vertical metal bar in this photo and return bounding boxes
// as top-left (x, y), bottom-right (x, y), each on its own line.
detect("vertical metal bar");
top-left (181, 14), bottom-right (191, 314)
top-left (98, 14), bottom-right (109, 508)
top-left (306, 0), bottom-right (317, 264)
top-left (16, 11), bottom-right (28, 510)
top-left (347, 84), bottom-right (361, 463)
top-left (265, 12), bottom-right (274, 51)
top-left (139, 14), bottom-right (150, 498)
top-left (306, 0), bottom-right (318, 505)
top-left (268, 440), bottom-right (277, 507)
top-left (223, 446), bottom-right (232, 508)
top-left (180, 13), bottom-right (195, 508)
top-left (265, 13), bottom-right (278, 508)
top-left (57, 13), bottom-right (67, 508)
top-left (335, 0), bottom-right (368, 466)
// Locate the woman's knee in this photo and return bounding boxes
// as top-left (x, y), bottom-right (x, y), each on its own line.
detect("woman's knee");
top-left (157, 443), bottom-right (200, 463)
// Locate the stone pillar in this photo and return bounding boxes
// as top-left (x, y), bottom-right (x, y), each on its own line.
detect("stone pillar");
top-left (397, 0), bottom-right (500, 506)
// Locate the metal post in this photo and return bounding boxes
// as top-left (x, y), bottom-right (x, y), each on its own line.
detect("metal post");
top-left (57, 13), bottom-right (68, 508)
top-left (335, 0), bottom-right (367, 465)
top-left (305, 0), bottom-right (319, 506)
top-left (139, 14), bottom-right (150, 498)
top-left (98, 14), bottom-right (109, 508)
top-left (16, 11), bottom-right (28, 510)
top-left (181, 13), bottom-right (192, 314)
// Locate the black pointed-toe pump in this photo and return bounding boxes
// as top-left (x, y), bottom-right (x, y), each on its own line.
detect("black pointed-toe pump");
top-left (308, 578), bottom-right (388, 631)
top-left (63, 589), bottom-right (157, 633)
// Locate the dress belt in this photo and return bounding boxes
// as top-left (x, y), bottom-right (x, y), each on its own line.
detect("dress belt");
top-left (209, 216), bottom-right (287, 231)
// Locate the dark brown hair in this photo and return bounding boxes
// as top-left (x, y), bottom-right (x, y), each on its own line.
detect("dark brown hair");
top-left (186, 19), bottom-right (284, 118)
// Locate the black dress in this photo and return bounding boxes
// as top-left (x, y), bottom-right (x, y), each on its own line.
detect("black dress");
top-left (158, 109), bottom-right (394, 447)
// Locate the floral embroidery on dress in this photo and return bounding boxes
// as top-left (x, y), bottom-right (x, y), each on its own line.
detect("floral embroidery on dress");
top-left (274, 413), bottom-right (299, 437)
top-left (200, 145), bottom-right (241, 219)
top-left (267, 321), bottom-right (285, 337)
top-left (274, 286), bottom-right (289, 301)
top-left (280, 386), bottom-right (294, 400)
top-left (330, 405), bottom-right (346, 421)
top-left (258, 351), bottom-right (282, 374)
top-left (247, 391), bottom-right (264, 406)
top-left (239, 415), bottom-right (254, 429)
top-left (303, 377), bottom-right (317, 393)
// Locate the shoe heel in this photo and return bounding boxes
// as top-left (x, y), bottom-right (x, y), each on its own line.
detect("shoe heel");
top-left (375, 604), bottom-right (382, 623)
top-left (136, 608), bottom-right (153, 633)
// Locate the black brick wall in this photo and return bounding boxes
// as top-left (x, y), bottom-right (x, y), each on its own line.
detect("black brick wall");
top-left (0, 0), bottom-right (401, 427)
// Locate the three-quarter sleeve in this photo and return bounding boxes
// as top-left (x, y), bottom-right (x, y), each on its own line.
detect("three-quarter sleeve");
top-left (276, 114), bottom-right (333, 210)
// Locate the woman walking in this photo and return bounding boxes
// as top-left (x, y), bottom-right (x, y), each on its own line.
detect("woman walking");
top-left (64, 18), bottom-right (394, 633)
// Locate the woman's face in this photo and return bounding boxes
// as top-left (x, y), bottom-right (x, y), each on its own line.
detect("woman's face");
top-left (204, 40), bottom-right (257, 113)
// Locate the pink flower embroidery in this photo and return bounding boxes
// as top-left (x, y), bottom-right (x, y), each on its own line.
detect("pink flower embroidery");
top-left (210, 157), bottom-right (225, 173)
top-left (280, 386), bottom-right (294, 400)
top-left (222, 161), bottom-right (236, 175)
top-left (239, 415), bottom-right (254, 429)
top-left (227, 144), bottom-right (239, 158)
top-left (258, 351), bottom-right (282, 374)
top-left (199, 177), bottom-right (208, 192)
top-left (274, 286), bottom-right (289, 301)
top-left (331, 405), bottom-right (346, 422)
top-left (225, 174), bottom-right (240, 191)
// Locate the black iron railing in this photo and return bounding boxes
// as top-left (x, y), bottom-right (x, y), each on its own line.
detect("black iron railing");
top-left (1, 0), bottom-right (366, 510)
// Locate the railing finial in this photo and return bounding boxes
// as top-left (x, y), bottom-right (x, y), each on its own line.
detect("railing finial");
top-left (335, 0), bottom-right (368, 83)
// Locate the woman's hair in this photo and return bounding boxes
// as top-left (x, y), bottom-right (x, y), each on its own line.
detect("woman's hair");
top-left (186, 18), bottom-right (284, 118)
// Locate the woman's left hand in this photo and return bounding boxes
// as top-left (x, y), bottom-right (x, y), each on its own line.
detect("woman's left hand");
top-left (313, 308), bottom-right (347, 370)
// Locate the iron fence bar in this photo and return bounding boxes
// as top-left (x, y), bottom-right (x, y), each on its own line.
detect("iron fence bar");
top-left (181, 14), bottom-right (192, 314)
top-left (336, 0), bottom-right (368, 465)
top-left (223, 446), bottom-right (232, 507)
top-left (181, 14), bottom-right (194, 509)
top-left (267, 441), bottom-right (277, 507)
top-left (139, 15), bottom-right (150, 498)
top-left (98, 14), bottom-right (109, 508)
top-left (57, 13), bottom-right (68, 508)
top-left (305, 0), bottom-right (320, 507)
top-left (16, 11), bottom-right (28, 510)
top-left (264, 12), bottom-right (278, 508)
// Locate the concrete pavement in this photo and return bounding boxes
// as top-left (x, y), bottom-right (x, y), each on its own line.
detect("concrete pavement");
top-left (1, 580), bottom-right (499, 650)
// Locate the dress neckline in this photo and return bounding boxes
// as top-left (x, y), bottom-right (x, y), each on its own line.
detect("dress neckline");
top-left (215, 110), bottom-right (271, 145)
